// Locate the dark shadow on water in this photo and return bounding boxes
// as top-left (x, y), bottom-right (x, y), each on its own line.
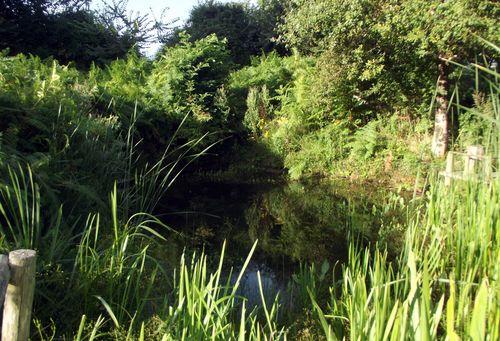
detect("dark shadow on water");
top-left (157, 177), bottom-right (400, 312)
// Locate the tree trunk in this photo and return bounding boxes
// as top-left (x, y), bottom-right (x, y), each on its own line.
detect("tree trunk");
top-left (431, 59), bottom-right (450, 157)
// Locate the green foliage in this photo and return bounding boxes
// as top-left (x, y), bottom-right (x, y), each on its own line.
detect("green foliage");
top-left (0, 53), bottom-right (125, 213)
top-left (245, 54), bottom-right (324, 160)
top-left (452, 58), bottom-right (500, 157)
top-left (349, 120), bottom-right (387, 160)
top-left (0, 0), bottom-right (145, 68)
top-left (251, 45), bottom-right (496, 182)
top-left (150, 34), bottom-right (232, 122)
top-left (165, 0), bottom-right (286, 65)
top-left (280, 0), bottom-right (498, 122)
top-left (266, 110), bottom-right (434, 181)
top-left (0, 52), bottom-right (89, 111)
top-left (98, 51), bottom-right (152, 103)
top-left (400, 0), bottom-right (499, 60)
top-left (229, 52), bottom-right (293, 95)
top-left (255, 0), bottom-right (288, 54)
top-left (457, 94), bottom-right (497, 150)
top-left (281, 0), bottom-right (436, 119)
top-left (244, 87), bottom-right (262, 137)
top-left (227, 52), bottom-right (295, 119)
top-left (0, 164), bottom-right (65, 257)
top-left (243, 86), bottom-right (272, 137)
top-left (283, 122), bottom-right (352, 179)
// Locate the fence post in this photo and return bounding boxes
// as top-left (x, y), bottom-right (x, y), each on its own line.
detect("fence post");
top-left (0, 255), bottom-right (10, 324)
top-left (2, 250), bottom-right (36, 341)
top-left (445, 152), bottom-right (454, 186)
top-left (464, 145), bottom-right (484, 177)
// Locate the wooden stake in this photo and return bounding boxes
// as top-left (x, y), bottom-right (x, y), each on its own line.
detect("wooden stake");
top-left (0, 255), bottom-right (10, 326)
top-left (464, 145), bottom-right (484, 177)
top-left (2, 250), bottom-right (36, 341)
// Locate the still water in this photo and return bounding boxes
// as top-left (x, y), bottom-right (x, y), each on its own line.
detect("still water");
top-left (160, 178), bottom-right (398, 307)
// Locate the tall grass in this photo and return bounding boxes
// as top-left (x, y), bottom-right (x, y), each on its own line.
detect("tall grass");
top-left (28, 167), bottom-right (497, 339)
top-left (37, 233), bottom-right (286, 340)
top-left (0, 164), bottom-right (68, 263)
top-left (311, 178), bottom-right (499, 340)
top-left (307, 60), bottom-right (500, 340)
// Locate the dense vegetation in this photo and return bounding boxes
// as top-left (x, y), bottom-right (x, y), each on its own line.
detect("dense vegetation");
top-left (0, 0), bottom-right (498, 339)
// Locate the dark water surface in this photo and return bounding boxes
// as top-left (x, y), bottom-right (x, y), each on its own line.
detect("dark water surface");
top-left (159, 178), bottom-right (395, 306)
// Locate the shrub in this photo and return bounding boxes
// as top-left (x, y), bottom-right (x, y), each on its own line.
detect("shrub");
top-left (243, 85), bottom-right (272, 137)
top-left (149, 33), bottom-right (232, 121)
top-left (283, 122), bottom-right (351, 179)
top-left (0, 53), bottom-right (135, 215)
top-left (98, 52), bottom-right (152, 104)
top-left (227, 52), bottom-right (295, 117)
top-left (163, 0), bottom-right (286, 65)
top-left (349, 120), bottom-right (387, 160)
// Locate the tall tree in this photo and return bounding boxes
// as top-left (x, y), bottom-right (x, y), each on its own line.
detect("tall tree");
top-left (0, 0), bottom-right (158, 67)
top-left (164, 0), bottom-right (286, 65)
top-left (280, 0), bottom-right (498, 154)
top-left (255, 0), bottom-right (288, 54)
top-left (280, 0), bottom-right (437, 120)
top-left (399, 0), bottom-right (499, 156)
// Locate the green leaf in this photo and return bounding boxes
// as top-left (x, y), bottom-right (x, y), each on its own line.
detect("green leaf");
top-left (446, 279), bottom-right (460, 341)
top-left (95, 295), bottom-right (120, 328)
top-left (469, 280), bottom-right (489, 340)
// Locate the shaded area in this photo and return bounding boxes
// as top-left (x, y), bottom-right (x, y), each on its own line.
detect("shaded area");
top-left (160, 178), bottom-right (400, 280)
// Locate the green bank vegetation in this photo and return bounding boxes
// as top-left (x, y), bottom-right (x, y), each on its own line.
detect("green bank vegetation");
top-left (0, 0), bottom-right (499, 339)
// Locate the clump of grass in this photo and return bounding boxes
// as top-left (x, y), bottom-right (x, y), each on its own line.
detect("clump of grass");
top-left (307, 60), bottom-right (500, 340)
top-left (312, 178), bottom-right (499, 340)
top-left (36, 239), bottom-right (288, 340)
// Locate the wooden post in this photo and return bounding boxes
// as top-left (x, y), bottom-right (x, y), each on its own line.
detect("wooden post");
top-left (2, 250), bottom-right (36, 341)
top-left (0, 255), bottom-right (10, 325)
top-left (464, 145), bottom-right (485, 177)
top-left (445, 152), bottom-right (454, 186)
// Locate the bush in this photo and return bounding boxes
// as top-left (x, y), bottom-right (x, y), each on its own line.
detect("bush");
top-left (0, 53), bottom-right (126, 213)
top-left (149, 33), bottom-right (232, 118)
top-left (349, 120), bottom-right (388, 160)
top-left (0, 1), bottom-right (145, 68)
top-left (98, 52), bottom-right (152, 105)
top-left (243, 85), bottom-right (272, 137)
top-left (227, 52), bottom-right (295, 116)
top-left (283, 122), bottom-right (352, 179)
top-left (163, 0), bottom-right (286, 65)
top-left (280, 0), bottom-right (497, 123)
top-left (147, 34), bottom-right (234, 147)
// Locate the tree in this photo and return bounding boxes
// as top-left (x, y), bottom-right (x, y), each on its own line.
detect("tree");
top-left (398, 0), bottom-right (499, 156)
top-left (280, 0), bottom-right (498, 154)
top-left (255, 0), bottom-right (289, 54)
top-left (280, 0), bottom-right (437, 121)
top-left (163, 0), bottom-right (286, 65)
top-left (0, 0), bottom-right (159, 67)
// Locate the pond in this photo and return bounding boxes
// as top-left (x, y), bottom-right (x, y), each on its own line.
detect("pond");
top-left (159, 178), bottom-right (401, 309)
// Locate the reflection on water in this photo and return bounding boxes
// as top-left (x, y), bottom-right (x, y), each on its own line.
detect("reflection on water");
top-left (161, 178), bottom-right (397, 308)
top-left (234, 261), bottom-right (285, 311)
top-left (163, 179), bottom-right (388, 265)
